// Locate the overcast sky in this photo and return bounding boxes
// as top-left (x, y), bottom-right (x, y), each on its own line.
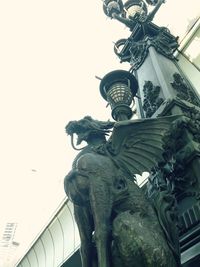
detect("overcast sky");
top-left (0, 0), bottom-right (200, 265)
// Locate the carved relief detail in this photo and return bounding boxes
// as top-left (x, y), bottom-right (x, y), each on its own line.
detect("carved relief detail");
top-left (142, 80), bottom-right (164, 117)
top-left (182, 107), bottom-right (200, 143)
top-left (148, 110), bottom-right (200, 199)
top-left (171, 73), bottom-right (200, 107)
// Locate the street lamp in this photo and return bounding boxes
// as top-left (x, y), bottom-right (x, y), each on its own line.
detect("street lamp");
top-left (99, 69), bottom-right (138, 121)
top-left (103, 0), bottom-right (124, 18)
top-left (103, 0), bottom-right (165, 28)
top-left (123, 0), bottom-right (147, 20)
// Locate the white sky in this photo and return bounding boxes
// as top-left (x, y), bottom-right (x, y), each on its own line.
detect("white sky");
top-left (0, 0), bottom-right (199, 265)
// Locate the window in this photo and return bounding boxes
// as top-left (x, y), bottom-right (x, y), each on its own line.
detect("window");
top-left (182, 26), bottom-right (200, 71)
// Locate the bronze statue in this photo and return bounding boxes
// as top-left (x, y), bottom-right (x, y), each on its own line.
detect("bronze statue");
top-left (64, 116), bottom-right (180, 267)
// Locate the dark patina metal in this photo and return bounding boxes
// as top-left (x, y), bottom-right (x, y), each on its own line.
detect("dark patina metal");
top-left (64, 115), bottom-right (181, 267)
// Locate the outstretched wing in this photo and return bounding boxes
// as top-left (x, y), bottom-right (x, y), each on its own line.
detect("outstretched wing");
top-left (107, 115), bottom-right (179, 176)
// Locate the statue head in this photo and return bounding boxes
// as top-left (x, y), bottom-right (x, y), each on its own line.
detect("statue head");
top-left (65, 116), bottom-right (114, 146)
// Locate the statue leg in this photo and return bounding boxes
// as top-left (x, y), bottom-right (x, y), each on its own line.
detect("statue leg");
top-left (74, 205), bottom-right (97, 267)
top-left (89, 176), bottom-right (112, 267)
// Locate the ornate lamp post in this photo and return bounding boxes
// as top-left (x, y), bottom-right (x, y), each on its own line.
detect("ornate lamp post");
top-left (100, 0), bottom-right (200, 266)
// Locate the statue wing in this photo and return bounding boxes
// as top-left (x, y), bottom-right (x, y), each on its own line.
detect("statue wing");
top-left (107, 116), bottom-right (179, 176)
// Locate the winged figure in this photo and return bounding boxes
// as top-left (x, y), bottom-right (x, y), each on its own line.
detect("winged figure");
top-left (64, 116), bottom-right (180, 267)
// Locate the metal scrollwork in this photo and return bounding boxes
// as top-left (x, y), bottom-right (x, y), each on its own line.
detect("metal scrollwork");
top-left (129, 38), bottom-right (149, 70)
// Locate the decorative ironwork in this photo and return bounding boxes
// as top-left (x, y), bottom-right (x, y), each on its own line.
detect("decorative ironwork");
top-left (182, 107), bottom-right (200, 143)
top-left (147, 170), bottom-right (180, 265)
top-left (129, 38), bottom-right (149, 70)
top-left (147, 111), bottom-right (200, 200)
top-left (142, 80), bottom-right (164, 117)
top-left (127, 28), bottom-right (179, 71)
top-left (101, 0), bottom-right (200, 265)
top-left (171, 73), bottom-right (200, 107)
top-left (149, 28), bottom-right (179, 59)
top-left (103, 0), bottom-right (165, 27)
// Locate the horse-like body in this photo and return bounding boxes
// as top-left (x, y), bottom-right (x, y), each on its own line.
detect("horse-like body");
top-left (65, 150), bottom-right (177, 267)
top-left (64, 116), bottom-right (180, 267)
